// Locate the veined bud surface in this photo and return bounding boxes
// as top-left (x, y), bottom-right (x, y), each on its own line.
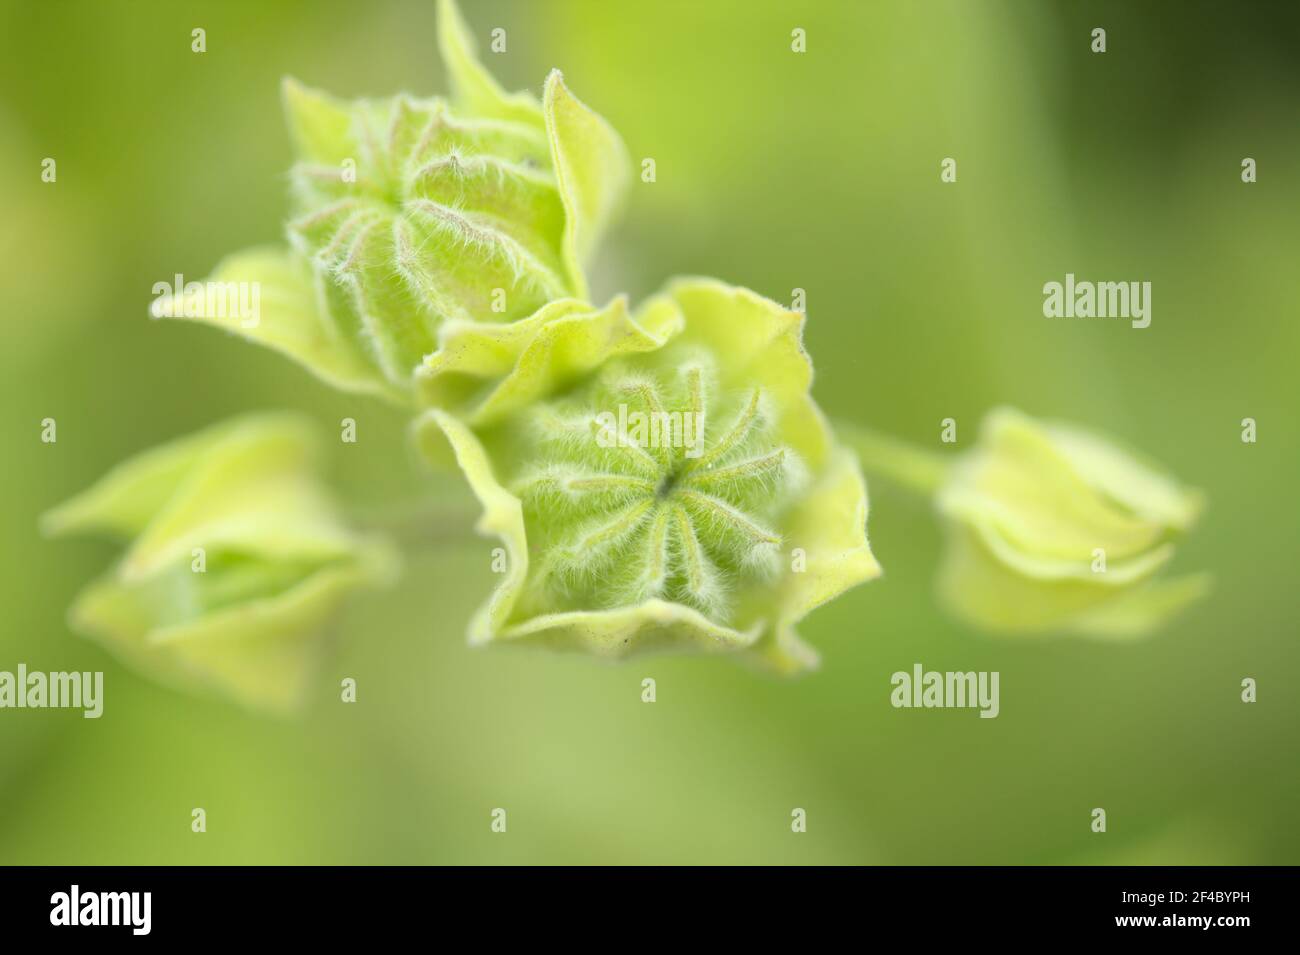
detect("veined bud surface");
top-left (415, 279), bottom-right (881, 673)
top-left (157, 0), bottom-right (628, 405)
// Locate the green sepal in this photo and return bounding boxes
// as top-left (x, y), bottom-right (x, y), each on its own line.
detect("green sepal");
top-left (44, 413), bottom-right (397, 712)
top-left (936, 407), bottom-right (1207, 636)
top-left (413, 279), bottom-right (881, 673)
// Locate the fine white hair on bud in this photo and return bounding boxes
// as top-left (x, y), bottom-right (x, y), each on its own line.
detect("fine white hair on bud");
top-left (283, 87), bottom-right (576, 392)
top-left (515, 354), bottom-right (798, 620)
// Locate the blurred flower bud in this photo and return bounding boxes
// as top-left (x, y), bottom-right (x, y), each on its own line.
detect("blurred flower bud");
top-left (43, 414), bottom-right (396, 711)
top-left (936, 407), bottom-right (1208, 637)
top-left (415, 279), bottom-right (881, 673)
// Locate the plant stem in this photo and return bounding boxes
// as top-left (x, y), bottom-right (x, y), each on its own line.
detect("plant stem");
top-left (835, 420), bottom-right (954, 496)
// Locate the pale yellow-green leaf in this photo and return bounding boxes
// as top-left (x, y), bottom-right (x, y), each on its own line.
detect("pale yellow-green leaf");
top-left (544, 70), bottom-right (630, 294)
top-left (42, 420), bottom-right (240, 541)
top-left (281, 77), bottom-right (356, 166)
top-left (437, 0), bottom-right (544, 128)
top-left (933, 407), bottom-right (1207, 637)
top-left (663, 278), bottom-right (830, 468)
top-left (69, 554), bottom-right (388, 713)
top-left (416, 294), bottom-right (683, 426)
top-left (937, 523), bottom-right (1169, 633)
top-left (1045, 421), bottom-right (1204, 530)
top-left (45, 413), bottom-right (352, 582)
top-left (941, 408), bottom-right (1172, 563)
top-left (1072, 573), bottom-right (1213, 639)
top-left (46, 413), bottom-right (397, 711)
top-left (763, 448), bottom-right (882, 670)
top-left (152, 247), bottom-right (405, 403)
top-left (151, 555), bottom-right (388, 712)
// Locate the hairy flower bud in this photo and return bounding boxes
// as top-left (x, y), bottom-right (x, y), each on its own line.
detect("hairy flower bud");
top-left (156, 0), bottom-right (628, 404)
top-left (415, 279), bottom-right (881, 673)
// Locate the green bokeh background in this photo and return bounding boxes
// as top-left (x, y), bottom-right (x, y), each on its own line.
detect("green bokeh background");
top-left (2, 0), bottom-right (1297, 864)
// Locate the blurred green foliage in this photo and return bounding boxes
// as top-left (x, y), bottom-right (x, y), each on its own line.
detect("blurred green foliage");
top-left (1, 0), bottom-right (1296, 864)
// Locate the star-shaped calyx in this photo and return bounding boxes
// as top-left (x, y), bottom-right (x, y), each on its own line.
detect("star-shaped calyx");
top-left (514, 354), bottom-right (803, 618)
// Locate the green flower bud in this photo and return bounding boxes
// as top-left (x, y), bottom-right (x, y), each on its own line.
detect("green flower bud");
top-left (936, 407), bottom-right (1208, 637)
top-left (156, 0), bottom-right (628, 404)
top-left (414, 279), bottom-right (881, 673)
top-left (42, 414), bottom-right (396, 711)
